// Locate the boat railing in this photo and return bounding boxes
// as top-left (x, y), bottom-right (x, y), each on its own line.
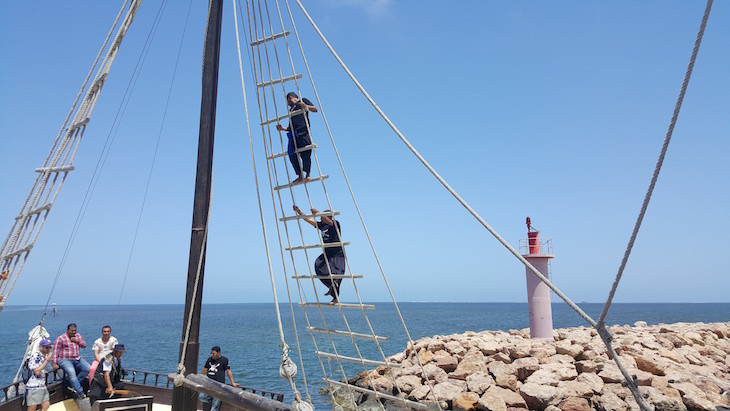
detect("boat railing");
top-left (125, 369), bottom-right (285, 402)
top-left (0, 369), bottom-right (65, 403)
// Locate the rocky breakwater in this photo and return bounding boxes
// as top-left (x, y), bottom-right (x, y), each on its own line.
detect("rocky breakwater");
top-left (344, 322), bottom-right (730, 411)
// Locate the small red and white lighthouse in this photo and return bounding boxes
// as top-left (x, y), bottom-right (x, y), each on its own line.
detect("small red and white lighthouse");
top-left (523, 217), bottom-right (554, 340)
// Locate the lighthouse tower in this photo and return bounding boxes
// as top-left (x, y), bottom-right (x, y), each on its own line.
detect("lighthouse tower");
top-left (522, 217), bottom-right (554, 340)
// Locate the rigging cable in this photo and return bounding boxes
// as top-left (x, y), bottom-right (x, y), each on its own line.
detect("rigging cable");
top-left (598, 0), bottom-right (714, 325)
top-left (231, 1), bottom-right (309, 408)
top-left (118, 0), bottom-right (196, 303)
top-left (595, 2), bottom-right (714, 409)
top-left (43, 0), bottom-right (170, 313)
top-left (0, 1), bottom-right (132, 313)
top-left (278, 0), bottom-right (445, 406)
top-left (7, 0), bottom-right (138, 387)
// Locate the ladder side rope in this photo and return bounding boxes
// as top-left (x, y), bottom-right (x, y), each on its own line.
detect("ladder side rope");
top-left (598, 0), bottom-right (714, 326)
top-left (0, 0), bottom-right (130, 258)
top-left (175, 180), bottom-right (211, 378)
top-left (249, 1), bottom-right (355, 404)
top-left (175, 0), bottom-right (215, 380)
top-left (37, 0), bottom-right (152, 314)
top-left (245, 1), bottom-right (316, 403)
top-left (39, 6), bottom-right (148, 310)
top-left (232, 0), bottom-right (306, 405)
top-left (251, 3), bottom-right (373, 407)
top-left (260, 4), bottom-right (410, 408)
top-left (0, 0), bottom-right (128, 276)
top-left (0, 0), bottom-right (141, 310)
top-left (278, 3), bottom-right (441, 408)
top-left (119, 0), bottom-right (195, 304)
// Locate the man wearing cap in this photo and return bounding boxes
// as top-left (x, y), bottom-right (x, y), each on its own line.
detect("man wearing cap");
top-left (276, 92), bottom-right (318, 184)
top-left (51, 323), bottom-right (90, 399)
top-left (26, 339), bottom-right (54, 411)
top-left (293, 204), bottom-right (346, 304)
top-left (89, 344), bottom-right (126, 405)
top-left (199, 346), bottom-right (239, 411)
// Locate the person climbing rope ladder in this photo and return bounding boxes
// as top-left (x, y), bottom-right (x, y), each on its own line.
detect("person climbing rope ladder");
top-left (276, 92), bottom-right (318, 184)
top-left (293, 205), bottom-right (345, 304)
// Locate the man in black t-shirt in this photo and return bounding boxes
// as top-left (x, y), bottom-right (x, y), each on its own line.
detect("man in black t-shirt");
top-left (199, 346), bottom-right (240, 411)
top-left (293, 204), bottom-right (346, 304)
top-left (276, 92), bottom-right (318, 184)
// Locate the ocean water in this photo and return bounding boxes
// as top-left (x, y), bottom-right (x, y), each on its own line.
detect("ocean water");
top-left (1, 303), bottom-right (728, 409)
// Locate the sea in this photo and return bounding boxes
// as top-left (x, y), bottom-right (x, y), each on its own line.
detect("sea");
top-left (1, 303), bottom-right (728, 409)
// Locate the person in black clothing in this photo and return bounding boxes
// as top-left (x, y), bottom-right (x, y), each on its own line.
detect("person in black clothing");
top-left (293, 204), bottom-right (345, 304)
top-left (199, 346), bottom-right (240, 411)
top-left (276, 92), bottom-right (318, 184)
top-left (89, 344), bottom-right (126, 405)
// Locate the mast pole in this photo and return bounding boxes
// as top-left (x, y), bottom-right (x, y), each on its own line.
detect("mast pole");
top-left (172, 0), bottom-right (223, 410)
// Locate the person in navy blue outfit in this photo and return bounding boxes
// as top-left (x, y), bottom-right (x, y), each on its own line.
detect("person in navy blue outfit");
top-left (293, 204), bottom-right (345, 304)
top-left (276, 92), bottom-right (318, 184)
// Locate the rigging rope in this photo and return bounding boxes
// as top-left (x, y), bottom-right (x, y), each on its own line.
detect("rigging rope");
top-left (277, 1), bottom-right (445, 407)
top-left (119, 0), bottom-right (196, 303)
top-left (0, 0), bottom-right (138, 312)
top-left (176, 0), bottom-right (216, 379)
top-left (598, 0), bottom-right (714, 326)
top-left (291, 0), bottom-right (596, 329)
top-left (231, 0), bottom-right (306, 407)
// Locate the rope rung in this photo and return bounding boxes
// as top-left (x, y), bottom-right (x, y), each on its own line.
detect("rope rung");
top-left (260, 109), bottom-right (304, 126)
top-left (299, 302), bottom-right (374, 310)
top-left (317, 351), bottom-right (399, 368)
top-left (35, 165), bottom-right (76, 174)
top-left (323, 379), bottom-right (427, 409)
top-left (250, 30), bottom-right (290, 46)
top-left (15, 204), bottom-right (52, 221)
top-left (257, 74), bottom-right (302, 89)
top-left (68, 118), bottom-right (90, 132)
top-left (292, 274), bottom-right (361, 280)
top-left (273, 175), bottom-right (328, 191)
top-left (279, 209), bottom-right (337, 222)
top-left (285, 241), bottom-right (348, 252)
top-left (308, 327), bottom-right (387, 342)
top-left (89, 73), bottom-right (108, 94)
top-left (267, 144), bottom-right (317, 161)
top-left (2, 244), bottom-right (33, 261)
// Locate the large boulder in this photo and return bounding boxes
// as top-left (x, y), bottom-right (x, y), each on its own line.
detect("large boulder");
top-left (422, 363), bottom-right (448, 383)
top-left (432, 381), bottom-right (464, 402)
top-left (435, 354), bottom-right (458, 373)
top-left (476, 390), bottom-right (507, 411)
top-left (452, 350), bottom-right (489, 380)
top-left (485, 385), bottom-right (527, 409)
top-left (518, 382), bottom-right (558, 410)
top-left (557, 397), bottom-right (591, 411)
top-left (453, 392), bottom-right (480, 411)
top-left (395, 375), bottom-right (422, 394)
top-left (512, 357), bottom-right (539, 381)
top-left (595, 391), bottom-right (629, 411)
top-left (639, 386), bottom-right (686, 411)
top-left (466, 371), bottom-right (495, 395)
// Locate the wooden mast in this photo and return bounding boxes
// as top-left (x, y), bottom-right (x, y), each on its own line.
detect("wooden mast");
top-left (172, 0), bottom-right (223, 410)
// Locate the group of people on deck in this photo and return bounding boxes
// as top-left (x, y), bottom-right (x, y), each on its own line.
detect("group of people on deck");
top-left (25, 322), bottom-right (240, 411)
top-left (24, 323), bottom-right (126, 410)
top-left (277, 92), bottom-right (347, 305)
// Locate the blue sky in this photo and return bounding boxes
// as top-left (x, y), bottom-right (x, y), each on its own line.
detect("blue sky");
top-left (1, 1), bottom-right (728, 307)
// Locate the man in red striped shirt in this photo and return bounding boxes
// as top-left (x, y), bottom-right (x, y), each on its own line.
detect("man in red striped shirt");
top-left (52, 323), bottom-right (90, 399)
